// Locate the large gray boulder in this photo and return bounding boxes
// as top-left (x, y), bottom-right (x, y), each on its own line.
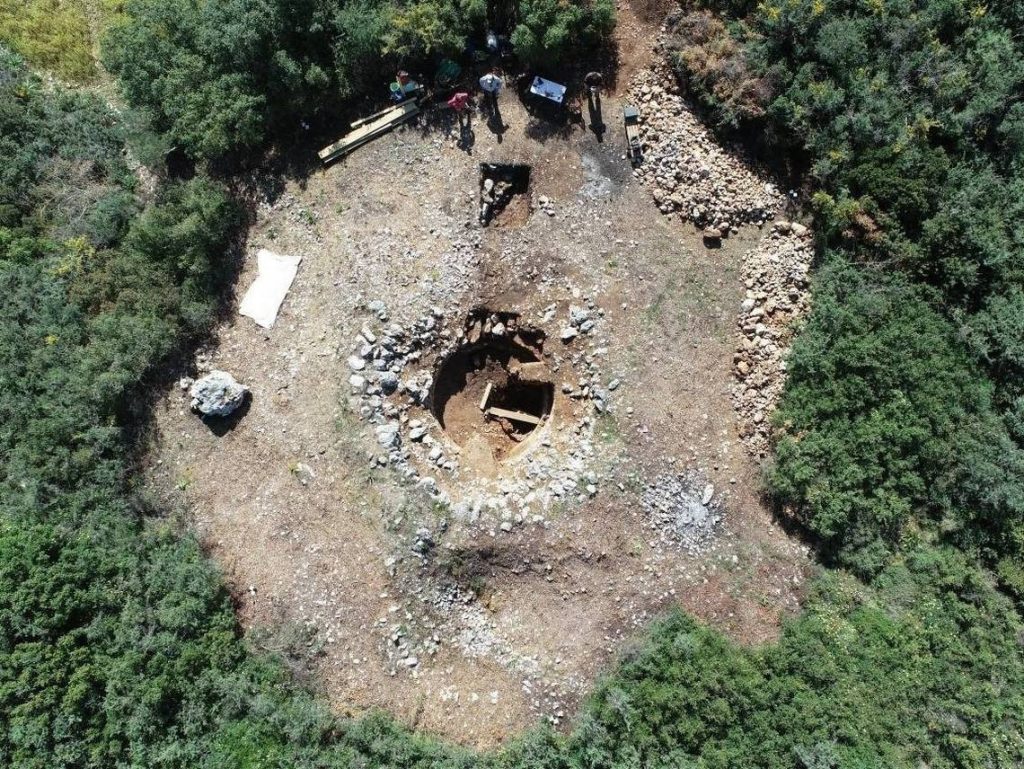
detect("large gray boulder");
top-left (189, 370), bottom-right (249, 417)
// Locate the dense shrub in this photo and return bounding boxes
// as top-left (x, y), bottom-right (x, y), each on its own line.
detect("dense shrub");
top-left (103, 0), bottom-right (343, 159)
top-left (573, 547), bottom-right (1024, 769)
top-left (769, 261), bottom-right (1024, 574)
top-left (0, 0), bottom-right (98, 82)
top-left (509, 0), bottom-right (615, 67)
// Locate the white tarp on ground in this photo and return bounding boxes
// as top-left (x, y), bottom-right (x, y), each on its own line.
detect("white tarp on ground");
top-left (239, 248), bottom-right (302, 328)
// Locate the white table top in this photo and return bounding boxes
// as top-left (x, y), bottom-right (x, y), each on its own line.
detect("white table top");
top-left (529, 76), bottom-right (566, 104)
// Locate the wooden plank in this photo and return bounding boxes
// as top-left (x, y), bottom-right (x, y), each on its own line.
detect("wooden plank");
top-left (486, 406), bottom-right (544, 426)
top-left (318, 100), bottom-right (420, 163)
top-left (350, 99), bottom-right (413, 129)
top-left (478, 382), bottom-right (493, 412)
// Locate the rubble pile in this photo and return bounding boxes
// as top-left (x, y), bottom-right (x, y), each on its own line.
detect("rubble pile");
top-left (375, 573), bottom-right (573, 723)
top-left (627, 64), bottom-right (782, 234)
top-left (731, 222), bottom-right (814, 456)
top-left (628, 61), bottom-right (816, 457)
top-left (641, 473), bottom-right (721, 555)
top-left (347, 302), bottom-right (454, 476)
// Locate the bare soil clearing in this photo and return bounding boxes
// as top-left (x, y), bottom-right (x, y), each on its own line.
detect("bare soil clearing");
top-left (146, 4), bottom-right (812, 748)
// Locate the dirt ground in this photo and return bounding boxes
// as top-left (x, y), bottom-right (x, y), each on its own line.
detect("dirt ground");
top-left (145, 1), bottom-right (812, 748)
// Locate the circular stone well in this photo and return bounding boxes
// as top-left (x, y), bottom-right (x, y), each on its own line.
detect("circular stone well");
top-left (431, 339), bottom-right (553, 460)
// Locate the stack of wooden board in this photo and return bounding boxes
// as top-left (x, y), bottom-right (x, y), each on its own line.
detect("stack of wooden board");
top-left (318, 99), bottom-right (420, 164)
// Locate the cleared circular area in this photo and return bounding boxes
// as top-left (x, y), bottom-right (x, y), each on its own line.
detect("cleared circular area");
top-left (431, 339), bottom-right (553, 459)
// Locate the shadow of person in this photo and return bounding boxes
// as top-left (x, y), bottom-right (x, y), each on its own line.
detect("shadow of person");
top-left (459, 121), bottom-right (476, 153)
top-left (587, 92), bottom-right (606, 143)
top-left (487, 102), bottom-right (508, 144)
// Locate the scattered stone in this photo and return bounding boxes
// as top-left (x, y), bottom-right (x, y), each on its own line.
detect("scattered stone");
top-left (376, 422), bottom-right (401, 449)
top-left (293, 462), bottom-right (315, 485)
top-left (412, 527), bottom-right (434, 554)
top-left (641, 473), bottom-right (721, 554)
top-left (379, 372), bottom-right (399, 394)
top-left (701, 483), bottom-right (714, 506)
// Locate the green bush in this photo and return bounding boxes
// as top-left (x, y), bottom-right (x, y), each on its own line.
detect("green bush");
top-left (510, 0), bottom-right (615, 67)
top-left (768, 261), bottom-right (1024, 574)
top-left (572, 548), bottom-right (1024, 769)
top-left (0, 0), bottom-right (97, 82)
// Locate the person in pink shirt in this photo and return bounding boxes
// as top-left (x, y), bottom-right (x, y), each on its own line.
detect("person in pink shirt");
top-left (448, 91), bottom-right (471, 126)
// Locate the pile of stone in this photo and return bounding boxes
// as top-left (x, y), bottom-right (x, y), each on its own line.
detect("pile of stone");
top-left (731, 221), bottom-right (814, 456)
top-left (348, 302), bottom-right (457, 481)
top-left (627, 64), bottom-right (781, 233)
top-left (559, 303), bottom-right (600, 342)
top-left (557, 302), bottom-right (617, 415)
top-left (641, 473), bottom-right (721, 555)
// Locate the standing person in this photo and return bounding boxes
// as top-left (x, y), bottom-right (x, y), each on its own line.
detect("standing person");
top-left (584, 70), bottom-right (605, 140)
top-left (448, 91), bottom-right (471, 127)
top-left (479, 70), bottom-right (503, 112)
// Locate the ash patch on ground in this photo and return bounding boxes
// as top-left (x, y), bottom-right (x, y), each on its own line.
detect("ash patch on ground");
top-left (642, 473), bottom-right (722, 554)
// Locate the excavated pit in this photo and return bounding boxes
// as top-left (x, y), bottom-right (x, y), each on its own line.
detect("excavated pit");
top-left (431, 336), bottom-right (553, 461)
top-left (479, 163), bottom-right (531, 226)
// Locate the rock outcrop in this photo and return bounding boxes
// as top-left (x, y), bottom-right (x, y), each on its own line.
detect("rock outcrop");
top-left (189, 370), bottom-right (249, 417)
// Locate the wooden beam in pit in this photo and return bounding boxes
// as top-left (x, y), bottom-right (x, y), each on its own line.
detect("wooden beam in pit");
top-left (486, 406), bottom-right (544, 426)
top-left (479, 382), bottom-right (493, 412)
